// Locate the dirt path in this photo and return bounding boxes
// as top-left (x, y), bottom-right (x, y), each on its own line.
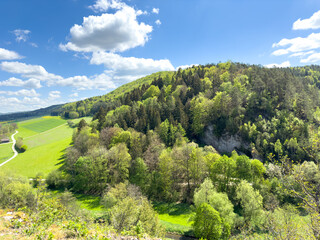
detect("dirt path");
top-left (0, 130), bottom-right (18, 167)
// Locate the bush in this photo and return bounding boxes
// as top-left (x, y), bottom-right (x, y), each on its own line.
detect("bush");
top-left (20, 144), bottom-right (27, 152)
top-left (46, 170), bottom-right (68, 189)
top-left (0, 172), bottom-right (36, 209)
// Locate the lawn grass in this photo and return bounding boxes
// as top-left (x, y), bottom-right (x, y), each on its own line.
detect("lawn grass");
top-left (0, 143), bottom-right (13, 164)
top-left (153, 202), bottom-right (194, 236)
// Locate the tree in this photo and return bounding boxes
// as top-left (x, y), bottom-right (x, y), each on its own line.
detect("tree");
top-left (142, 85), bottom-right (160, 99)
top-left (194, 178), bottom-right (235, 233)
top-left (193, 203), bottom-right (222, 240)
top-left (77, 119), bottom-right (87, 132)
top-left (236, 180), bottom-right (265, 228)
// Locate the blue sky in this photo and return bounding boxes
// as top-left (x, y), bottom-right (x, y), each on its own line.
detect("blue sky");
top-left (1, 0), bottom-right (320, 113)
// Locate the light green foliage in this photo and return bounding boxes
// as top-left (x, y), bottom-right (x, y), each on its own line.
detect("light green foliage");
top-left (220, 71), bottom-right (230, 82)
top-left (274, 139), bottom-right (283, 157)
top-left (68, 111), bottom-right (79, 119)
top-left (142, 85), bottom-right (161, 99)
top-left (194, 178), bottom-right (236, 228)
top-left (129, 157), bottom-right (149, 192)
top-left (210, 155), bottom-right (236, 192)
top-left (266, 205), bottom-right (314, 240)
top-left (251, 159), bottom-right (266, 181)
top-left (190, 94), bottom-right (213, 135)
top-left (193, 203), bottom-right (222, 240)
top-left (107, 143), bottom-right (132, 184)
top-left (73, 147), bottom-right (109, 194)
top-left (0, 172), bottom-right (36, 209)
top-left (103, 183), bottom-right (164, 237)
top-left (236, 180), bottom-right (264, 227)
top-left (73, 126), bottom-right (99, 155)
top-left (236, 155), bottom-right (252, 181)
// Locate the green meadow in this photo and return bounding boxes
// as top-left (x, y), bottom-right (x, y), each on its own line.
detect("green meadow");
top-left (153, 202), bottom-right (194, 235)
top-left (0, 143), bottom-right (14, 164)
top-left (0, 116), bottom-right (90, 178)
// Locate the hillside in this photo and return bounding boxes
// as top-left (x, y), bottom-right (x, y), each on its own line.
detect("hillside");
top-left (0, 104), bottom-right (63, 122)
top-left (61, 62), bottom-right (320, 163)
top-left (2, 62), bottom-right (320, 239)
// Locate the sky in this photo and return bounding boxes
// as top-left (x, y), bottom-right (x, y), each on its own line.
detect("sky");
top-left (1, 0), bottom-right (320, 113)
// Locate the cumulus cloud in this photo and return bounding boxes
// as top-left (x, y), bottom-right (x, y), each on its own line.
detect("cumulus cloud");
top-left (89, 0), bottom-right (124, 12)
top-left (0, 61), bottom-right (62, 83)
top-left (0, 61), bottom-right (118, 91)
top-left (0, 48), bottom-right (23, 60)
top-left (60, 6), bottom-right (152, 52)
top-left (272, 32), bottom-right (320, 56)
top-left (0, 89), bottom-right (40, 97)
top-left (293, 10), bottom-right (320, 30)
top-left (155, 19), bottom-right (161, 25)
top-left (90, 52), bottom-right (174, 80)
top-left (0, 77), bottom-right (42, 89)
top-left (152, 8), bottom-right (159, 14)
top-left (264, 61), bottom-right (291, 68)
top-left (12, 29), bottom-right (31, 42)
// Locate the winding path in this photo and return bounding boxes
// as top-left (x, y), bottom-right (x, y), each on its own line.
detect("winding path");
top-left (0, 130), bottom-right (18, 167)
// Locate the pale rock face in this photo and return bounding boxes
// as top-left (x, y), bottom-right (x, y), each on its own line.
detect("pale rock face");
top-left (201, 125), bottom-right (250, 154)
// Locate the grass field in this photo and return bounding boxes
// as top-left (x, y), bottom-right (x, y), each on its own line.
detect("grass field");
top-left (16, 116), bottom-right (66, 139)
top-left (153, 202), bottom-right (194, 235)
top-left (0, 143), bottom-right (14, 164)
top-left (0, 116), bottom-right (92, 178)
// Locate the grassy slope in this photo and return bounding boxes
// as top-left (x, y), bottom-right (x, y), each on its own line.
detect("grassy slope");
top-left (0, 144), bottom-right (13, 164)
top-left (0, 116), bottom-right (89, 178)
top-left (153, 202), bottom-right (194, 235)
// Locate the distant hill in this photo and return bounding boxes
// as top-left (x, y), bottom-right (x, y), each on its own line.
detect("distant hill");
top-left (0, 104), bottom-right (63, 121)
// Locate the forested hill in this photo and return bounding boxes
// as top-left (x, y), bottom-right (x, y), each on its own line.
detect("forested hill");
top-left (61, 62), bottom-right (320, 163)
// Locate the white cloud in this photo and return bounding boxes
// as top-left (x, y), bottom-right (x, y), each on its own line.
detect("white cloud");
top-left (152, 8), bottom-right (159, 14)
top-left (272, 32), bottom-right (320, 56)
top-left (54, 73), bottom-right (116, 91)
top-left (60, 6), bottom-right (152, 52)
top-left (0, 48), bottom-right (23, 60)
top-left (293, 10), bottom-right (320, 30)
top-left (301, 52), bottom-right (320, 63)
top-left (0, 77), bottom-right (42, 89)
top-left (12, 29), bottom-right (30, 42)
top-left (136, 10), bottom-right (148, 16)
top-left (155, 19), bottom-right (161, 25)
top-left (0, 61), bottom-right (117, 91)
top-left (289, 50), bottom-right (314, 57)
top-left (176, 64), bottom-right (199, 70)
top-left (48, 91), bottom-right (61, 100)
top-left (0, 61), bottom-right (61, 82)
top-left (90, 52), bottom-right (174, 81)
top-left (69, 92), bottom-right (78, 97)
top-left (30, 42), bottom-right (38, 48)
top-left (0, 89), bottom-right (40, 97)
top-left (89, 0), bottom-right (124, 12)
top-left (264, 61), bottom-right (291, 68)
